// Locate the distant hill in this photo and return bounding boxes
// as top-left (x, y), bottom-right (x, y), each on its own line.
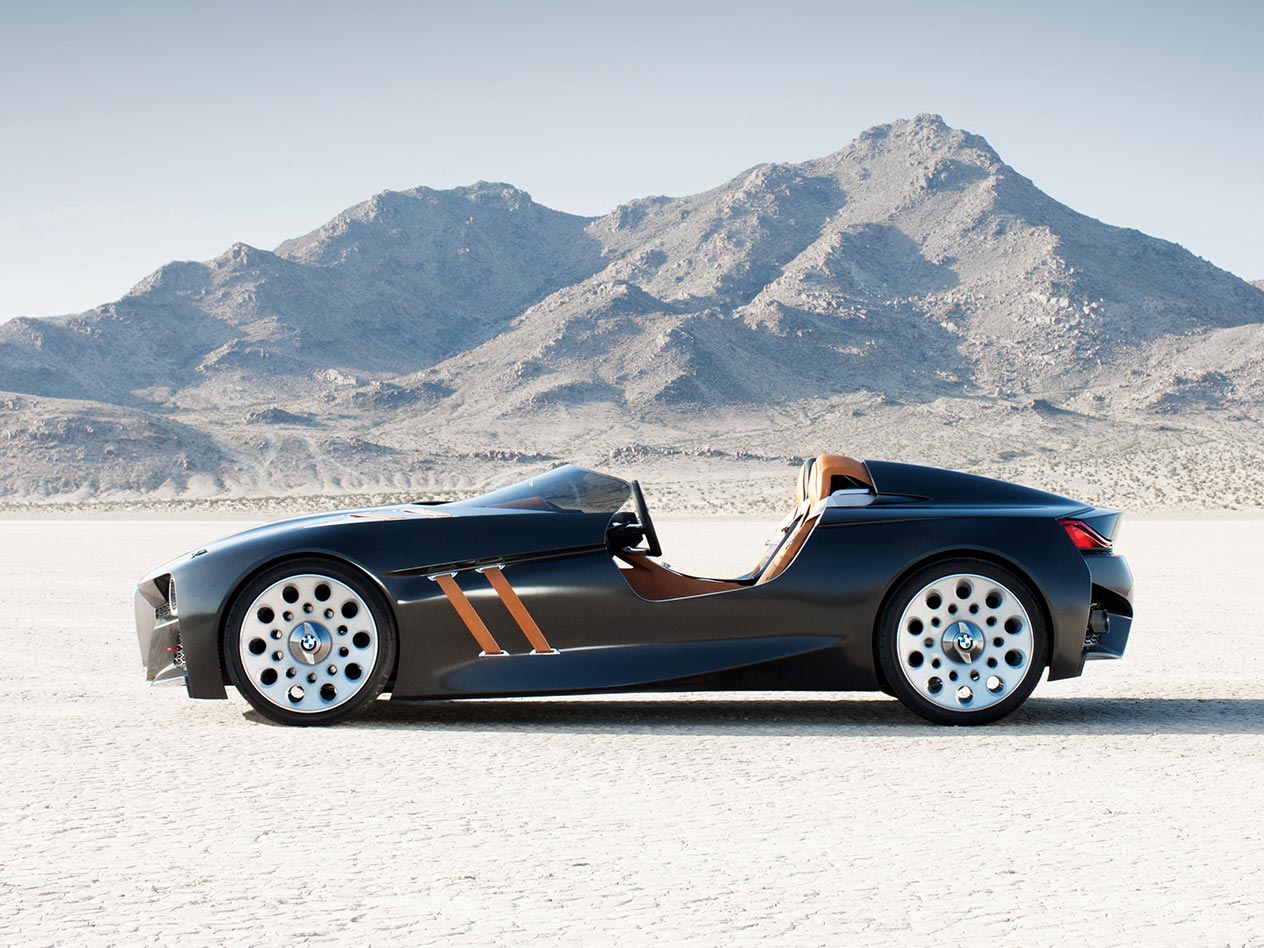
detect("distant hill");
top-left (3, 115), bottom-right (1263, 511)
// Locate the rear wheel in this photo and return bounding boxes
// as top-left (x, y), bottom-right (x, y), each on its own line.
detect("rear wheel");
top-left (224, 558), bottom-right (396, 726)
top-left (877, 558), bottom-right (1047, 725)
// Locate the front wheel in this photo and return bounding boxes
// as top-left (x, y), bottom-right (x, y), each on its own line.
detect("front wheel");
top-left (224, 558), bottom-right (397, 726)
top-left (877, 558), bottom-right (1047, 725)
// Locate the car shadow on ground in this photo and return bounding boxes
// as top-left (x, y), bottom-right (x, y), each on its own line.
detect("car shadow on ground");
top-left (282, 696), bottom-right (1264, 736)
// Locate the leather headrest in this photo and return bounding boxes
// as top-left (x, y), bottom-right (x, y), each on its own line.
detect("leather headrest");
top-left (807, 454), bottom-right (872, 504)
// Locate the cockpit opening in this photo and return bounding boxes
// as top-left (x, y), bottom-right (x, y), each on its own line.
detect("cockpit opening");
top-left (605, 454), bottom-right (874, 601)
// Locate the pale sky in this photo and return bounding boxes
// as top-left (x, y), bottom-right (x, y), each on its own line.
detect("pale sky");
top-left (1, 0), bottom-right (1261, 321)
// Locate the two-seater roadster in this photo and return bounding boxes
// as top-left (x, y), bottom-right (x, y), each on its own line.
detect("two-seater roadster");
top-left (135, 454), bottom-right (1133, 725)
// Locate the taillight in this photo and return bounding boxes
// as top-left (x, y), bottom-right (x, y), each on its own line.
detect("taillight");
top-left (1060, 519), bottom-right (1111, 551)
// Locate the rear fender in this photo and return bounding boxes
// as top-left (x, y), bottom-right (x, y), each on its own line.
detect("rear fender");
top-left (870, 547), bottom-right (1057, 686)
top-left (838, 514), bottom-right (1091, 681)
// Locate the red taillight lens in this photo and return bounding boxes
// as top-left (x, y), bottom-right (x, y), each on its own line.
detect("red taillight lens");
top-left (1060, 519), bottom-right (1111, 550)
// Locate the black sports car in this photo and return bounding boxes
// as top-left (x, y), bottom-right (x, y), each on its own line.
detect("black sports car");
top-left (135, 455), bottom-right (1133, 726)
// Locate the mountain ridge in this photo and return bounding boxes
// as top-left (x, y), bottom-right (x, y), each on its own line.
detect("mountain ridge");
top-left (2, 114), bottom-right (1262, 510)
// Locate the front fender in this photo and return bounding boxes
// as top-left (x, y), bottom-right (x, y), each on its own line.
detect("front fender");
top-left (147, 508), bottom-right (614, 699)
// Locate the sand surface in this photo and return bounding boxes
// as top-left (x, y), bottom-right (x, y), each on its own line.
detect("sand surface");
top-left (1, 517), bottom-right (1262, 946)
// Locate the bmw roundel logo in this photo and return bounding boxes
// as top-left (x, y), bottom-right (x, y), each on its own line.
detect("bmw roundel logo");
top-left (296, 622), bottom-right (321, 651)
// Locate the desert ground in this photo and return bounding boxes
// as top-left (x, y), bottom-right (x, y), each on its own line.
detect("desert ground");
top-left (1, 516), bottom-right (1262, 946)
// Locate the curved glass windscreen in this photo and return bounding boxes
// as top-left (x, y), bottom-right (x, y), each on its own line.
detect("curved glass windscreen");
top-left (447, 465), bottom-right (630, 514)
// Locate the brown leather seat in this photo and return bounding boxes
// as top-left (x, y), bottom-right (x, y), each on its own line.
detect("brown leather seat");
top-left (755, 454), bottom-right (872, 585)
top-left (615, 554), bottom-right (743, 601)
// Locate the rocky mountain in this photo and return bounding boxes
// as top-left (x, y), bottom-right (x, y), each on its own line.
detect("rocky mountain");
top-left (3, 115), bottom-right (1263, 511)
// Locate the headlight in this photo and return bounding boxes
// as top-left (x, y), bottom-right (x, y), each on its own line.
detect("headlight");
top-left (167, 576), bottom-right (178, 616)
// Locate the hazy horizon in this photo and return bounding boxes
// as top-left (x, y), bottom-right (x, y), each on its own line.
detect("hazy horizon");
top-left (2, 0), bottom-right (1261, 322)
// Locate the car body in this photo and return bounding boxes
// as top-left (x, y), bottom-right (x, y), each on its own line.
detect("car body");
top-left (135, 455), bottom-right (1134, 725)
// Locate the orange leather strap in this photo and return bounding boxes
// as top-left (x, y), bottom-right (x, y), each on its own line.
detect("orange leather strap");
top-left (482, 567), bottom-right (553, 653)
top-left (433, 574), bottom-right (504, 655)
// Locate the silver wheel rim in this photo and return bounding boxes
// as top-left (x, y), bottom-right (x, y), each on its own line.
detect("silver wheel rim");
top-left (237, 573), bottom-right (379, 714)
top-left (895, 572), bottom-right (1034, 713)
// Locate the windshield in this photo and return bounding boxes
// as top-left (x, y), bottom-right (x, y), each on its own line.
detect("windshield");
top-left (447, 465), bottom-right (631, 514)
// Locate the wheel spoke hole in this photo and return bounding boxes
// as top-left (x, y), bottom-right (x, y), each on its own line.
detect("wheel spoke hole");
top-left (248, 637), bottom-right (266, 655)
top-left (341, 600), bottom-right (359, 619)
top-left (908, 618), bottom-right (923, 635)
top-left (282, 585), bottom-right (299, 604)
top-left (352, 631), bottom-right (371, 649)
top-left (260, 668), bottom-right (278, 686)
top-left (345, 663), bottom-right (363, 681)
top-left (955, 581), bottom-right (972, 600)
top-left (986, 675), bottom-right (1004, 693)
top-left (926, 592), bottom-right (942, 610)
top-left (314, 583), bottom-right (331, 602)
top-left (927, 676), bottom-right (943, 695)
top-left (257, 606), bottom-right (275, 624)
top-left (956, 685), bottom-right (973, 703)
top-left (320, 683), bottom-right (337, 701)
top-left (985, 590), bottom-right (1003, 609)
top-left (287, 685), bottom-right (304, 702)
top-left (908, 652), bottom-right (924, 668)
top-left (1005, 649), bottom-right (1025, 668)
top-left (1005, 616), bottom-right (1023, 634)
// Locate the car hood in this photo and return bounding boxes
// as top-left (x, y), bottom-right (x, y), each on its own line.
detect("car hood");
top-left (153, 500), bottom-right (615, 588)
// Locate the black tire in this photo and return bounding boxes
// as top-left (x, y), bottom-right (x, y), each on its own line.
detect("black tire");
top-left (877, 557), bottom-right (1047, 725)
top-left (223, 557), bottom-right (397, 726)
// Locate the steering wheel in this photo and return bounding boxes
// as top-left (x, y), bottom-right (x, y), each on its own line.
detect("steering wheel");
top-left (629, 480), bottom-right (663, 557)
